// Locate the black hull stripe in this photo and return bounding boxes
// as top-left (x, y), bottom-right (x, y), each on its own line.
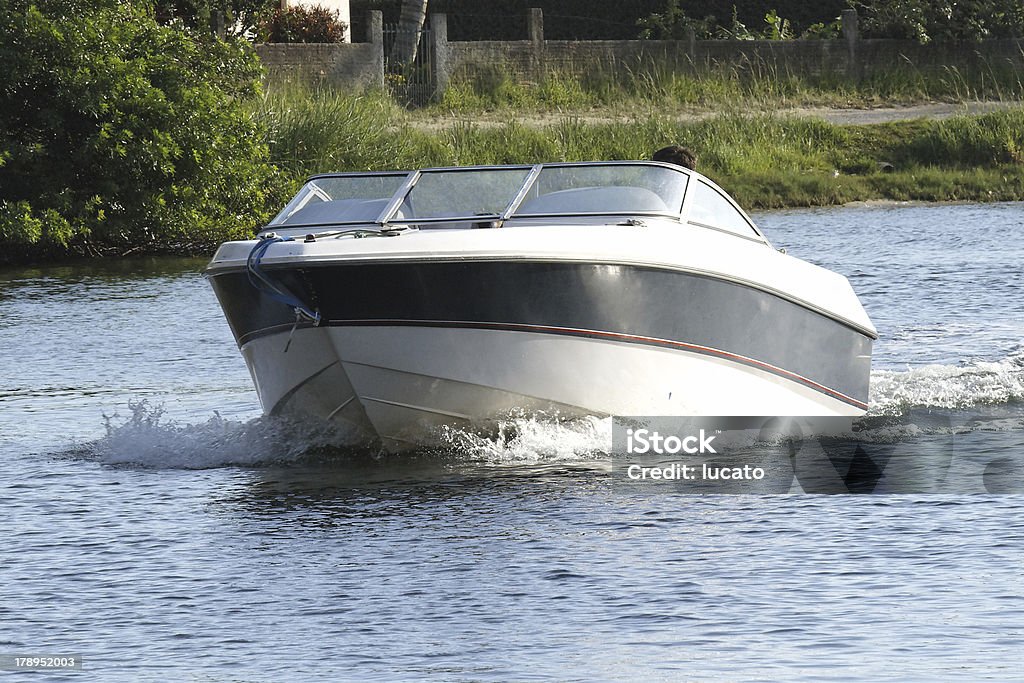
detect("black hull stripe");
top-left (211, 259), bottom-right (872, 405)
top-left (206, 257), bottom-right (876, 340)
top-left (242, 318), bottom-right (868, 411)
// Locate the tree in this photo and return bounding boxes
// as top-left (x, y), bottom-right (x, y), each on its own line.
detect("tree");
top-left (637, 0), bottom-right (712, 40)
top-left (0, 0), bottom-right (276, 258)
top-left (391, 0), bottom-right (428, 65)
top-left (152, 0), bottom-right (280, 38)
top-left (853, 0), bottom-right (1024, 43)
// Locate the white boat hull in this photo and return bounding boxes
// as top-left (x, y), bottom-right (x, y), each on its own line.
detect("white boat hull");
top-left (243, 323), bottom-right (865, 451)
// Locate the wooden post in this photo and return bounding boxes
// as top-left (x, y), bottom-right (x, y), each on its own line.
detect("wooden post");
top-left (431, 13), bottom-right (450, 101)
top-left (369, 10), bottom-right (384, 89)
top-left (842, 8), bottom-right (860, 81)
top-left (528, 8), bottom-right (544, 44)
top-left (529, 8), bottom-right (544, 81)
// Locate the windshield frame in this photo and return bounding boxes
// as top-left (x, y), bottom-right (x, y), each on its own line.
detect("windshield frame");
top-left (268, 161), bottom-right (705, 230)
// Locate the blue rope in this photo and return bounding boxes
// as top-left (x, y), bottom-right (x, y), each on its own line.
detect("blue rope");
top-left (246, 236), bottom-right (321, 324)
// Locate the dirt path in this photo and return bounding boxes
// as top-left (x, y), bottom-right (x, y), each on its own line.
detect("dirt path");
top-left (408, 100), bottom-right (1020, 130)
top-left (788, 100), bottom-right (1018, 124)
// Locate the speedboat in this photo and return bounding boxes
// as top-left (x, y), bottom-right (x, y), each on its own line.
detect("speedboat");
top-left (206, 162), bottom-right (876, 450)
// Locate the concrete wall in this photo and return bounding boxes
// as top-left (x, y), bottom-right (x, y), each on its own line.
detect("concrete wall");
top-left (257, 10), bottom-right (1024, 97)
top-left (449, 38), bottom-right (1023, 85)
top-left (256, 11), bottom-right (382, 88)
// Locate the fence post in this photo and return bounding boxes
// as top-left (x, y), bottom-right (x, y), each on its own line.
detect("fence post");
top-left (369, 10), bottom-right (385, 90)
top-left (529, 8), bottom-right (544, 81)
top-left (529, 8), bottom-right (544, 43)
top-left (842, 8), bottom-right (860, 81)
top-left (431, 13), bottom-right (450, 101)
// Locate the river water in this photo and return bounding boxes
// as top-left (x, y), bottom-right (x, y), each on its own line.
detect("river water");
top-left (2, 203), bottom-right (1023, 681)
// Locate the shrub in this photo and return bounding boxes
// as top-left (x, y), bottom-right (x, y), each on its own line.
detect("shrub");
top-left (152, 0), bottom-right (280, 37)
top-left (259, 5), bottom-right (348, 43)
top-left (0, 0), bottom-right (276, 258)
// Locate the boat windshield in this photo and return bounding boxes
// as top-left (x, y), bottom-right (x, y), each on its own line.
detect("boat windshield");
top-left (405, 167), bottom-right (534, 219)
top-left (266, 162), bottom-right (689, 228)
top-left (270, 173), bottom-right (408, 226)
top-left (513, 164), bottom-right (686, 216)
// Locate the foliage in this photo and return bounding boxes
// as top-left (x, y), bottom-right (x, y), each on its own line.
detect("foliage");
top-left (257, 4), bottom-right (349, 43)
top-left (638, 3), bottom-right (806, 41)
top-left (253, 86), bottom-right (407, 175)
top-left (636, 1), bottom-right (715, 40)
top-left (901, 108), bottom-right (1024, 166)
top-left (435, 48), bottom-right (1024, 116)
top-left (715, 6), bottom-right (758, 40)
top-left (800, 18), bottom-right (842, 39)
top-left (762, 9), bottom-right (793, 40)
top-left (351, 0), bottom-right (850, 41)
top-left (851, 0), bottom-right (931, 42)
top-left (258, 82), bottom-right (1024, 209)
top-left (152, 0), bottom-right (280, 37)
top-left (0, 0), bottom-right (276, 257)
top-left (853, 0), bottom-right (1024, 43)
top-left (354, 0), bottom-right (1022, 43)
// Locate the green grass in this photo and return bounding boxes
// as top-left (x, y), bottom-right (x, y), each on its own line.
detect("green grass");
top-left (255, 85), bottom-right (408, 175)
top-left (250, 86), bottom-right (1024, 210)
top-left (431, 54), bottom-right (1024, 116)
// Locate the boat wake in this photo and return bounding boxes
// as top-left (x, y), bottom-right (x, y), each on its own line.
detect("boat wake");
top-left (437, 412), bottom-right (611, 464)
top-left (868, 351), bottom-right (1024, 415)
top-left (75, 353), bottom-right (1024, 470)
top-left (79, 401), bottom-right (367, 469)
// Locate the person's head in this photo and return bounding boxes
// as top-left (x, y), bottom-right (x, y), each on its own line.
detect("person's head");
top-left (652, 145), bottom-right (697, 170)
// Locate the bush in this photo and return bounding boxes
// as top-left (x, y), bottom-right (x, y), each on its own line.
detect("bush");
top-left (259, 5), bottom-right (348, 43)
top-left (152, 0), bottom-right (280, 37)
top-left (854, 0), bottom-right (1024, 43)
top-left (0, 0), bottom-right (276, 258)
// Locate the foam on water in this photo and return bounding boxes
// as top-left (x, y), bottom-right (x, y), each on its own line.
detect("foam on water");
top-left (84, 401), bottom-right (364, 469)
top-left (868, 351), bottom-right (1024, 415)
top-left (438, 412), bottom-right (612, 464)
top-left (80, 353), bottom-right (1024, 469)
top-left (81, 403), bottom-right (613, 470)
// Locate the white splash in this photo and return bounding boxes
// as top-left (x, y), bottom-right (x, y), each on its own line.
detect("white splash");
top-left (438, 412), bottom-right (612, 464)
top-left (868, 352), bottom-right (1024, 415)
top-left (82, 352), bottom-right (1024, 469)
top-left (88, 401), bottom-right (363, 469)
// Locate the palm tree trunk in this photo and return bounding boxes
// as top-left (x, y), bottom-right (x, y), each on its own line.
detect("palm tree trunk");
top-left (391, 0), bottom-right (428, 66)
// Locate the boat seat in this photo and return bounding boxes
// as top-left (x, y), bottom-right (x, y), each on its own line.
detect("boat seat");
top-left (282, 198), bottom-right (391, 225)
top-left (517, 186), bottom-right (669, 215)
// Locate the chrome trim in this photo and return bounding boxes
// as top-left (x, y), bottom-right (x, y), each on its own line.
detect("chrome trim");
top-left (378, 170), bottom-right (421, 224)
top-left (688, 220), bottom-right (771, 245)
top-left (307, 171), bottom-right (410, 180)
top-left (513, 210), bottom-right (684, 220)
top-left (501, 164), bottom-right (544, 220)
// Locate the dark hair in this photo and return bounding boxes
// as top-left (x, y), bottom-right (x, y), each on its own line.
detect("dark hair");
top-left (652, 145), bottom-right (697, 170)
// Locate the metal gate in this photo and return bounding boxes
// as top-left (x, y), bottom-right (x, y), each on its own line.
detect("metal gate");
top-left (383, 23), bottom-right (435, 105)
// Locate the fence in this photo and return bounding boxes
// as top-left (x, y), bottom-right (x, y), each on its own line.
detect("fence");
top-left (255, 9), bottom-right (1024, 102)
top-left (382, 23), bottom-right (435, 104)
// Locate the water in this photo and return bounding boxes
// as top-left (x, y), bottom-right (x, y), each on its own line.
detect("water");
top-left (2, 203), bottom-right (1023, 681)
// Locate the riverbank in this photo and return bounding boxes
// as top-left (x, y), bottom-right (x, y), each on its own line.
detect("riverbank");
top-left (259, 90), bottom-right (1024, 211)
top-left (4, 95), bottom-right (1023, 264)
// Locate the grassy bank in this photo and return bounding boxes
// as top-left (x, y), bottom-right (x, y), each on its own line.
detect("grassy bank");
top-left (255, 88), bottom-right (1024, 210)
top-left (429, 57), bottom-right (1024, 115)
top-left (7, 88), bottom-right (1021, 264)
